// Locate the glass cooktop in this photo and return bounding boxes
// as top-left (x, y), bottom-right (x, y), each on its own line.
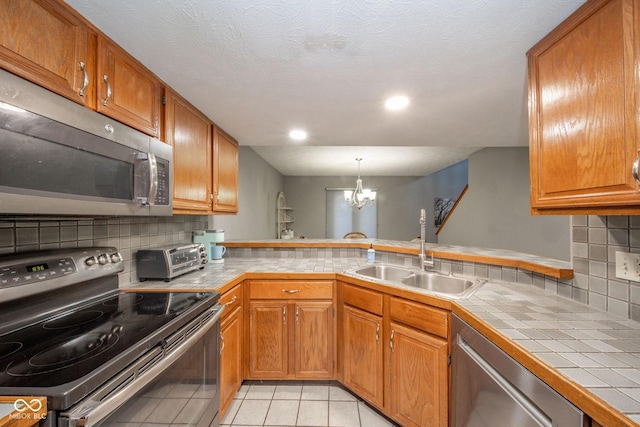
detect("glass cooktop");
top-left (0, 290), bottom-right (215, 388)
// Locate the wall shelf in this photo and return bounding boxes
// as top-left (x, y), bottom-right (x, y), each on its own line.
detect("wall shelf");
top-left (277, 192), bottom-right (295, 239)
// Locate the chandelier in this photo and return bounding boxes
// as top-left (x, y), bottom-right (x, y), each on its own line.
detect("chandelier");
top-left (344, 158), bottom-right (376, 209)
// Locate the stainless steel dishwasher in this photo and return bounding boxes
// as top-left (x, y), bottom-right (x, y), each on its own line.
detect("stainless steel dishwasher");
top-left (451, 314), bottom-right (585, 427)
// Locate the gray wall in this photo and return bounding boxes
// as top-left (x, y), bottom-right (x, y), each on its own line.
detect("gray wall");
top-left (423, 160), bottom-right (468, 242)
top-left (438, 147), bottom-right (571, 260)
top-left (282, 160), bottom-right (468, 241)
top-left (212, 146), bottom-right (284, 239)
top-left (284, 176), bottom-right (429, 240)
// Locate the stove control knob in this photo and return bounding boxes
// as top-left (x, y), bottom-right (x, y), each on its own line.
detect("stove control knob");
top-left (110, 252), bottom-right (122, 263)
top-left (85, 256), bottom-right (98, 267)
top-left (97, 254), bottom-right (109, 265)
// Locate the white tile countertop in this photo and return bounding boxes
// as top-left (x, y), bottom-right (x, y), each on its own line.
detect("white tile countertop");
top-left (123, 256), bottom-right (640, 426)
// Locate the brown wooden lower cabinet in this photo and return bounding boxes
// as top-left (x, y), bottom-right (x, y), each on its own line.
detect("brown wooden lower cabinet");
top-left (388, 322), bottom-right (448, 427)
top-left (340, 282), bottom-right (449, 426)
top-left (246, 280), bottom-right (334, 380)
top-left (342, 304), bottom-right (384, 408)
top-left (294, 301), bottom-right (334, 378)
top-left (220, 304), bottom-right (243, 414)
top-left (219, 284), bottom-right (243, 416)
top-left (248, 300), bottom-right (289, 378)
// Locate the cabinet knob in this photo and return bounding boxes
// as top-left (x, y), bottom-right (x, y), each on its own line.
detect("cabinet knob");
top-left (282, 289), bottom-right (300, 294)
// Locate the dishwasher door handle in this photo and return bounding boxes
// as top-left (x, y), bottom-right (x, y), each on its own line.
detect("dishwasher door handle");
top-left (457, 337), bottom-right (552, 427)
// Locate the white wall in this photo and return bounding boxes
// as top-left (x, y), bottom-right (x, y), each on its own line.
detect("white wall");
top-left (438, 147), bottom-right (571, 260)
top-left (211, 146), bottom-right (284, 239)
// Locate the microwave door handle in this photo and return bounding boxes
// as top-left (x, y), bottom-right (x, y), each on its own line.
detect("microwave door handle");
top-left (63, 306), bottom-right (225, 427)
top-left (147, 152), bottom-right (158, 205)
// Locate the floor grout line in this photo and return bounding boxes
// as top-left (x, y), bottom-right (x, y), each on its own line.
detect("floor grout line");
top-left (221, 381), bottom-right (396, 427)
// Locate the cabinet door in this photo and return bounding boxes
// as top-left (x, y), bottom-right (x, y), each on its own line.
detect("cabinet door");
top-left (528, 0), bottom-right (640, 213)
top-left (97, 36), bottom-right (160, 137)
top-left (165, 89), bottom-right (213, 212)
top-left (248, 301), bottom-right (288, 378)
top-left (342, 305), bottom-right (383, 408)
top-left (220, 305), bottom-right (243, 416)
top-left (0, 0), bottom-right (88, 104)
top-left (388, 322), bottom-right (448, 427)
top-left (294, 301), bottom-right (333, 378)
top-left (213, 126), bottom-right (239, 213)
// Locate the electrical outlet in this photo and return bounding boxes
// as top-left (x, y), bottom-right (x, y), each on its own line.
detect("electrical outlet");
top-left (615, 251), bottom-right (640, 282)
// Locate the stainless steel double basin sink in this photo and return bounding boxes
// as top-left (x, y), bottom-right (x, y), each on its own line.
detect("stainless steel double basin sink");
top-left (346, 264), bottom-right (486, 299)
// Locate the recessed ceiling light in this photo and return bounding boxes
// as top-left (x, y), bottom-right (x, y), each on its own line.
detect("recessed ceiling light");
top-left (289, 129), bottom-right (308, 141)
top-left (385, 95), bottom-right (409, 111)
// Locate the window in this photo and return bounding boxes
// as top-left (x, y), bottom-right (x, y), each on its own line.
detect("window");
top-left (325, 189), bottom-right (377, 238)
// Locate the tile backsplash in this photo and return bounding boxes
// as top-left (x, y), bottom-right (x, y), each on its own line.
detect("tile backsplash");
top-left (0, 215), bottom-right (207, 285)
top-left (2, 214), bottom-right (639, 322)
top-left (572, 215), bottom-right (640, 322)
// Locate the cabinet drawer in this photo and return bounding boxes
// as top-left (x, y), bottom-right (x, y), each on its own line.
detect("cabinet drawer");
top-left (389, 297), bottom-right (449, 339)
top-left (220, 284), bottom-right (242, 318)
top-left (249, 280), bottom-right (333, 300)
top-left (343, 284), bottom-right (383, 316)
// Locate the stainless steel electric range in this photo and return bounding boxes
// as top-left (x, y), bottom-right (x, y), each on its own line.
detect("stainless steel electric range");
top-left (0, 247), bottom-right (223, 427)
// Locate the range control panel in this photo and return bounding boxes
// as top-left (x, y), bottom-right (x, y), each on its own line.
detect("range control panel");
top-left (0, 247), bottom-right (124, 302)
top-left (0, 256), bottom-right (77, 288)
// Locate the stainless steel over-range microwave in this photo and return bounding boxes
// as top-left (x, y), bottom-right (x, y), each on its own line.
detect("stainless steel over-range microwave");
top-left (0, 69), bottom-right (172, 216)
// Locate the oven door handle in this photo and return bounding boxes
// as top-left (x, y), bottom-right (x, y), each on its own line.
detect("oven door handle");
top-left (62, 305), bottom-right (225, 427)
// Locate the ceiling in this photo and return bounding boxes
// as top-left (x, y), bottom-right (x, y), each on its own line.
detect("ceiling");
top-left (65, 0), bottom-right (585, 177)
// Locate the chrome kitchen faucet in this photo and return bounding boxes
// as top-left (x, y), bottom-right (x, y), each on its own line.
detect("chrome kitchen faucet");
top-left (419, 208), bottom-right (435, 271)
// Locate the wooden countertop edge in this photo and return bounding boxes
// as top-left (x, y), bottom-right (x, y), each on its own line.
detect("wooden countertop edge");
top-left (223, 241), bottom-right (572, 279)
top-left (427, 249), bottom-right (574, 279)
top-left (452, 306), bottom-right (636, 427)
top-left (0, 396), bottom-right (46, 427)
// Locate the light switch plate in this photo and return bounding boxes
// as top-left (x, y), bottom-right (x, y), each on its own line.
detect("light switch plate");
top-left (615, 251), bottom-right (640, 282)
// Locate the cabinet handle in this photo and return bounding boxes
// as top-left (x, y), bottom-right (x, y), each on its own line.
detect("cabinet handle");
top-left (219, 331), bottom-right (225, 355)
top-left (282, 289), bottom-right (300, 294)
top-left (79, 61), bottom-right (89, 97)
top-left (633, 155), bottom-right (640, 188)
top-left (102, 74), bottom-right (112, 106)
top-left (224, 296), bottom-right (237, 307)
top-left (390, 329), bottom-right (395, 353)
top-left (296, 306), bottom-right (299, 325)
top-left (375, 323), bottom-right (380, 345)
top-left (283, 307), bottom-right (287, 324)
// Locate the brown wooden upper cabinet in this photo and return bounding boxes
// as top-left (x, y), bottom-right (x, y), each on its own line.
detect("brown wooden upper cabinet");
top-left (528, 0), bottom-right (640, 215)
top-left (165, 90), bottom-right (240, 214)
top-left (0, 1), bottom-right (161, 138)
top-left (97, 36), bottom-right (161, 138)
top-left (213, 127), bottom-right (239, 213)
top-left (165, 88), bottom-right (213, 212)
top-left (0, 0), bottom-right (90, 105)
top-left (2, 0), bottom-right (238, 216)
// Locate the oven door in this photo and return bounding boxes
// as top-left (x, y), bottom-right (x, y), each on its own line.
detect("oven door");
top-left (60, 306), bottom-right (223, 427)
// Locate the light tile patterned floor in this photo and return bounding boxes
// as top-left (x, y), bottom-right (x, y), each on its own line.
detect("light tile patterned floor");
top-left (221, 381), bottom-right (397, 427)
